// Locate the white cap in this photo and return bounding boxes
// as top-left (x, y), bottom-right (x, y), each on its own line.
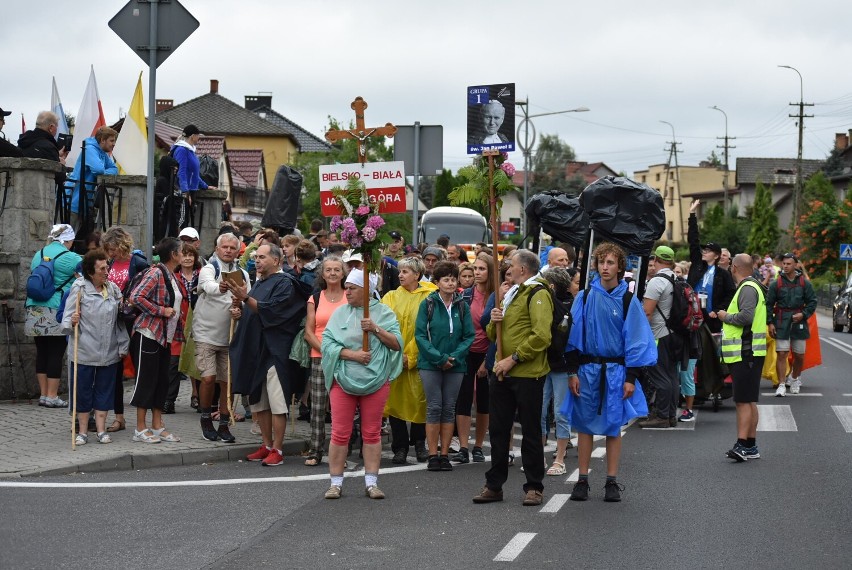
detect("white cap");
top-left (178, 227), bottom-right (200, 240)
top-left (342, 249), bottom-right (363, 264)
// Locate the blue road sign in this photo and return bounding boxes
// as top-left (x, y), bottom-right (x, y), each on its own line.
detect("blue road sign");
top-left (841, 244), bottom-right (852, 261)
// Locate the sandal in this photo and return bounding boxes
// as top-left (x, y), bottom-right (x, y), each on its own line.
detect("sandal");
top-left (97, 432), bottom-right (112, 444)
top-left (304, 454), bottom-right (323, 467)
top-left (190, 395), bottom-right (199, 409)
top-left (106, 419), bottom-right (126, 433)
top-left (546, 462), bottom-right (566, 476)
top-left (152, 427), bottom-right (181, 442)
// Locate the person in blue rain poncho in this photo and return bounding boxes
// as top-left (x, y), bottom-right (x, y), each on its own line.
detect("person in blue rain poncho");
top-left (561, 242), bottom-right (657, 503)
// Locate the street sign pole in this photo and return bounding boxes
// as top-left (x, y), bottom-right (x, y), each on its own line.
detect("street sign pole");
top-left (413, 121), bottom-right (420, 243)
top-left (145, 0), bottom-right (158, 259)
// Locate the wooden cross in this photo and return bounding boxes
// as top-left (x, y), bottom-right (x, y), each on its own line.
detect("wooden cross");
top-left (324, 97), bottom-right (397, 164)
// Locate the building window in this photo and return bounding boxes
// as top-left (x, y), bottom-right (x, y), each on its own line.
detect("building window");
top-left (667, 221), bottom-right (673, 241)
top-left (641, 175), bottom-right (646, 183)
top-left (669, 186), bottom-right (674, 206)
top-left (655, 173), bottom-right (661, 182)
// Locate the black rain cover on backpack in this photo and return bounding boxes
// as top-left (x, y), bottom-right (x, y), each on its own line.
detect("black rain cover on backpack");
top-left (261, 165), bottom-right (303, 234)
top-left (526, 285), bottom-right (572, 367)
top-left (580, 176), bottom-right (665, 256)
top-left (198, 155), bottom-right (219, 187)
top-left (525, 191), bottom-right (590, 249)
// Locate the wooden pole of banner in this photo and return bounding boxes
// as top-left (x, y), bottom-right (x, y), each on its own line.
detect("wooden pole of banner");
top-left (483, 149), bottom-right (503, 364)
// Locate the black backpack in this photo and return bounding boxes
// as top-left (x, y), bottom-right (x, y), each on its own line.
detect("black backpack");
top-left (526, 284), bottom-right (571, 366)
top-left (199, 154), bottom-right (219, 186)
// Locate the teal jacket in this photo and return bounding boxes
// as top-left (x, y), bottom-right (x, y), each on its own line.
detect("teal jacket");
top-left (414, 291), bottom-right (475, 373)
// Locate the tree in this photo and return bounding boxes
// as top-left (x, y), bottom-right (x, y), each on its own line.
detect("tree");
top-left (822, 146), bottom-right (845, 177)
top-left (292, 117), bottom-right (411, 238)
top-left (700, 203), bottom-right (750, 256)
top-left (530, 134), bottom-right (577, 195)
top-left (747, 180), bottom-right (780, 255)
top-left (794, 171), bottom-right (852, 279)
top-left (704, 150), bottom-right (722, 168)
top-left (433, 169), bottom-right (467, 210)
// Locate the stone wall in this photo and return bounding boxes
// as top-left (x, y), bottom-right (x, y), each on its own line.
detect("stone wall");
top-left (0, 157), bottom-right (225, 400)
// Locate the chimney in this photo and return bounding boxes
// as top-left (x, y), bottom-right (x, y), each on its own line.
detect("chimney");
top-left (210, 79), bottom-right (219, 94)
top-left (155, 99), bottom-right (173, 113)
top-left (245, 94), bottom-right (273, 112)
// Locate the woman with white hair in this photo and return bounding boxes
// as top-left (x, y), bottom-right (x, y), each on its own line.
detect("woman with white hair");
top-left (321, 269), bottom-right (402, 500)
top-left (25, 224), bottom-right (82, 407)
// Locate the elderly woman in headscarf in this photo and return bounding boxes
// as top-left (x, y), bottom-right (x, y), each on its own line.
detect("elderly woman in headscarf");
top-left (321, 269), bottom-right (402, 500)
top-left (25, 223), bottom-right (82, 408)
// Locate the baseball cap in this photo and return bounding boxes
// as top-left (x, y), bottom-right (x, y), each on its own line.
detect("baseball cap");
top-left (404, 245), bottom-right (421, 255)
top-left (702, 242), bottom-right (722, 255)
top-left (653, 245), bottom-right (675, 262)
top-left (781, 252), bottom-right (798, 262)
top-left (389, 230), bottom-right (402, 241)
top-left (0, 108), bottom-right (11, 118)
top-left (422, 246), bottom-right (445, 260)
top-left (183, 124), bottom-right (202, 137)
top-left (342, 249), bottom-right (363, 264)
top-left (179, 227), bottom-right (200, 240)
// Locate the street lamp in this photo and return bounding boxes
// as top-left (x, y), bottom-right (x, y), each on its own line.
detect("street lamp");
top-left (515, 101), bottom-right (589, 244)
top-left (778, 64), bottom-right (809, 230)
top-left (709, 105), bottom-right (732, 209)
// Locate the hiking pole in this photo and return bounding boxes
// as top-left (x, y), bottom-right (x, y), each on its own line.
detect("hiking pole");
top-left (226, 318), bottom-right (236, 426)
top-left (71, 289), bottom-right (81, 451)
top-left (2, 302), bottom-right (16, 403)
top-left (4, 303), bottom-right (31, 404)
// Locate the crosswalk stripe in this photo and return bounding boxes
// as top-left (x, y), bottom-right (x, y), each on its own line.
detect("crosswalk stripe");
top-left (757, 405), bottom-right (798, 431)
top-left (566, 468), bottom-right (590, 483)
top-left (761, 392), bottom-right (822, 397)
top-left (823, 337), bottom-right (852, 357)
top-left (494, 533), bottom-right (537, 562)
top-left (591, 447), bottom-right (607, 458)
top-left (539, 494), bottom-right (570, 513)
top-left (831, 406), bottom-right (852, 433)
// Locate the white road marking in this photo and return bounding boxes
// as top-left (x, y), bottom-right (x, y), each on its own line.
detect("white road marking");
top-left (756, 405), bottom-right (798, 432)
top-left (843, 394), bottom-right (852, 397)
top-left (761, 392), bottom-right (822, 397)
top-left (591, 447), bottom-right (607, 458)
top-left (831, 406), bottom-right (852, 433)
top-left (823, 337), bottom-right (852, 357)
top-left (494, 532), bottom-right (537, 562)
top-left (539, 493), bottom-right (570, 513)
top-left (566, 468), bottom-right (590, 483)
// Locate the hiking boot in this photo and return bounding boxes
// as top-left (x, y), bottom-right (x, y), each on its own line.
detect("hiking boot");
top-left (668, 417), bottom-right (677, 427)
top-left (570, 479), bottom-right (590, 501)
top-left (200, 417), bottom-right (218, 441)
top-left (678, 409), bottom-right (695, 422)
top-left (392, 449), bottom-right (408, 465)
top-left (639, 416), bottom-right (671, 428)
top-left (246, 446), bottom-right (271, 462)
top-left (472, 487), bottom-right (503, 504)
top-left (604, 480), bottom-right (624, 502)
top-left (775, 383), bottom-right (787, 397)
top-left (522, 489), bottom-right (543, 506)
top-left (217, 423), bottom-right (236, 443)
top-left (471, 447), bottom-right (486, 463)
top-left (162, 401), bottom-right (176, 414)
top-left (414, 441), bottom-right (429, 463)
top-left (450, 447), bottom-right (470, 464)
top-left (439, 455), bottom-right (453, 471)
top-left (726, 443), bottom-right (748, 462)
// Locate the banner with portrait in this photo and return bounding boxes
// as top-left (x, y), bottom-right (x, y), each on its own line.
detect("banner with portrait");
top-left (466, 83), bottom-right (515, 154)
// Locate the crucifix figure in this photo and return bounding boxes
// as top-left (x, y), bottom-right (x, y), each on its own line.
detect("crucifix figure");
top-left (324, 96), bottom-right (397, 164)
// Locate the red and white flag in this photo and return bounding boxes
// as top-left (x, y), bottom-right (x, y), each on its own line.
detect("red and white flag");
top-left (67, 65), bottom-right (106, 164)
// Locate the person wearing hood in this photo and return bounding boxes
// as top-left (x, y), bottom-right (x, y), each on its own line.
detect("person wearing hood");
top-left (64, 126), bottom-right (118, 224)
top-left (170, 124), bottom-right (216, 194)
top-left (381, 256), bottom-right (437, 464)
top-left (18, 111), bottom-right (66, 164)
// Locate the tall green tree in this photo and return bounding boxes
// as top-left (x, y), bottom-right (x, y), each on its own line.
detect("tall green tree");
top-left (747, 180), bottom-right (780, 255)
top-left (530, 134), bottom-right (577, 195)
top-left (700, 203), bottom-right (750, 256)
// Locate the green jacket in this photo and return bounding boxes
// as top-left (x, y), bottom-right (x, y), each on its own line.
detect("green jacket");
top-left (414, 291), bottom-right (475, 373)
top-left (765, 271), bottom-right (817, 340)
top-left (487, 277), bottom-right (553, 378)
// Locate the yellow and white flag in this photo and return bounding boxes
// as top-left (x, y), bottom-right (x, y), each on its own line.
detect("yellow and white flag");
top-left (113, 72), bottom-right (148, 175)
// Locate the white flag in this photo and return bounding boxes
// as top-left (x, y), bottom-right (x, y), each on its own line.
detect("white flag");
top-left (67, 65), bottom-right (106, 164)
top-left (113, 72), bottom-right (148, 176)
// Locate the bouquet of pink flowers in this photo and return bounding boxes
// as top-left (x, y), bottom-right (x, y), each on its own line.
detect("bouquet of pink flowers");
top-left (328, 177), bottom-right (387, 271)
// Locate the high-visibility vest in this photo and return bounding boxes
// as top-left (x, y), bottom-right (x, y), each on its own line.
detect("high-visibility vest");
top-left (721, 279), bottom-right (767, 364)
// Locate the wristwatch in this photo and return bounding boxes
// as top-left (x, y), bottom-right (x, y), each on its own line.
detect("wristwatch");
top-left (511, 352), bottom-right (521, 363)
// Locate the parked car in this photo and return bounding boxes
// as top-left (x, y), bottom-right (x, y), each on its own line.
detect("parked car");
top-left (832, 274), bottom-right (852, 332)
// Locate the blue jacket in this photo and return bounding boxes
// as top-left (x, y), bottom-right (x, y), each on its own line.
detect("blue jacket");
top-left (64, 137), bottom-right (118, 214)
top-left (171, 141), bottom-right (208, 193)
top-left (414, 291), bottom-right (475, 373)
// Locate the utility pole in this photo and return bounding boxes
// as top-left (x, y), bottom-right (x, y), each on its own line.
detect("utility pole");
top-left (779, 65), bottom-right (814, 230)
top-left (710, 106), bottom-right (735, 211)
top-left (661, 120), bottom-right (682, 240)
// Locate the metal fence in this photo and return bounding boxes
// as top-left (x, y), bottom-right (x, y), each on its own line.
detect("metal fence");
top-left (817, 284), bottom-right (841, 309)
top-left (232, 186), bottom-right (268, 214)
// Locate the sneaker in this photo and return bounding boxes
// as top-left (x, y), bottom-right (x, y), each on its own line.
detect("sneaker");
top-left (365, 485), bottom-right (385, 499)
top-left (75, 433), bottom-right (88, 446)
top-left (450, 448), bottom-right (470, 464)
top-left (200, 417), bottom-right (218, 441)
top-left (742, 445), bottom-right (760, 459)
top-left (790, 378), bottom-right (802, 395)
top-left (38, 396), bottom-right (47, 407)
top-left (784, 376), bottom-right (791, 388)
top-left (324, 485), bottom-right (342, 499)
top-left (261, 448), bottom-right (284, 466)
top-left (472, 487), bottom-right (503, 503)
top-left (775, 383), bottom-right (787, 397)
top-left (392, 449), bottom-right (408, 465)
top-left (570, 479), bottom-right (590, 501)
top-left (44, 396), bottom-right (68, 408)
top-left (639, 416), bottom-right (671, 428)
top-left (678, 409), bottom-right (695, 422)
top-left (132, 428), bottom-right (161, 444)
top-left (604, 480), bottom-right (624, 502)
top-left (217, 424), bottom-right (236, 443)
top-left (471, 447), bottom-right (486, 463)
top-left (523, 489), bottom-right (543, 506)
top-left (427, 455), bottom-right (441, 471)
top-left (246, 446), bottom-right (271, 462)
top-left (448, 436), bottom-right (460, 454)
top-left (439, 455), bottom-right (453, 471)
top-left (508, 453), bottom-right (515, 467)
top-left (726, 443), bottom-right (748, 462)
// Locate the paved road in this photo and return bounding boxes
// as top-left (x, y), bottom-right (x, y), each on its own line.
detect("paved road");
top-left (2, 321), bottom-right (851, 569)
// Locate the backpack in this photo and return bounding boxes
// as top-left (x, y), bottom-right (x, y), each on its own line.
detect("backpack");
top-left (424, 294), bottom-right (469, 344)
top-left (651, 272), bottom-right (704, 335)
top-left (27, 248), bottom-right (73, 302)
top-left (118, 265), bottom-right (175, 326)
top-left (527, 284), bottom-right (572, 366)
top-left (199, 154), bottom-right (219, 186)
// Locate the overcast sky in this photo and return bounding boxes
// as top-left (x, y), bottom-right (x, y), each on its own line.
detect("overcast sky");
top-left (4, 0), bottom-right (851, 177)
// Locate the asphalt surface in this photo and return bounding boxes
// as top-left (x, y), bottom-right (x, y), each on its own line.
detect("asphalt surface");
top-left (2, 317), bottom-right (851, 569)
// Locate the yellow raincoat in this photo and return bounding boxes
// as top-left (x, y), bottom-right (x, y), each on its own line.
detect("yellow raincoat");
top-left (382, 281), bottom-right (437, 423)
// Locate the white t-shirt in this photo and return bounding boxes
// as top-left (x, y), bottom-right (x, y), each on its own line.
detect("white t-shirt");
top-left (644, 268), bottom-right (675, 339)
